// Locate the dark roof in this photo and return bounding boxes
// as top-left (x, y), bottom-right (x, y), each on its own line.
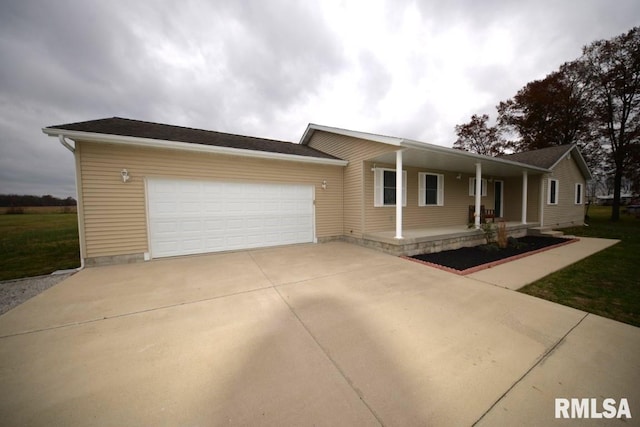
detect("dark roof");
top-left (499, 145), bottom-right (575, 169)
top-left (46, 117), bottom-right (341, 160)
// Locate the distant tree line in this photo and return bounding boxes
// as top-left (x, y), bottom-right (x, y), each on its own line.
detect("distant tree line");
top-left (453, 26), bottom-right (640, 221)
top-left (0, 194), bottom-right (77, 207)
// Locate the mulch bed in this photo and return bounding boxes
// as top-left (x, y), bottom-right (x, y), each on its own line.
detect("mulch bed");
top-left (406, 236), bottom-right (577, 275)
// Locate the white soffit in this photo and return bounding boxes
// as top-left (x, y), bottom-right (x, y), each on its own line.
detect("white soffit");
top-left (371, 144), bottom-right (550, 176)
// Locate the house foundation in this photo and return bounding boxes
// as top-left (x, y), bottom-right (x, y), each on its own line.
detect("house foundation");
top-left (349, 222), bottom-right (536, 257)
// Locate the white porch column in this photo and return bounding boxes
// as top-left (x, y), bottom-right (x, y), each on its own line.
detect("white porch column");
top-left (474, 163), bottom-right (482, 229)
top-left (521, 170), bottom-right (528, 224)
top-left (395, 150), bottom-right (403, 239)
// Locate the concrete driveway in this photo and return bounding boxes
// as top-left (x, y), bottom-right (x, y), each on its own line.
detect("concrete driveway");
top-left (0, 242), bottom-right (638, 426)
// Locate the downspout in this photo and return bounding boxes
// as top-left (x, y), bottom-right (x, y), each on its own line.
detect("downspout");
top-left (58, 134), bottom-right (86, 271)
top-left (58, 134), bottom-right (75, 153)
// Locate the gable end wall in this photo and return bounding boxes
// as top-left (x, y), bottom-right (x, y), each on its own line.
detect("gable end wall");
top-left (542, 154), bottom-right (586, 228)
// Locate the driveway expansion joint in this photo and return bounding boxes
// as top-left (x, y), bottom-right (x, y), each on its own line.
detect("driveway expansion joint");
top-left (272, 285), bottom-right (385, 426)
top-left (0, 285), bottom-right (274, 339)
top-left (471, 312), bottom-right (590, 426)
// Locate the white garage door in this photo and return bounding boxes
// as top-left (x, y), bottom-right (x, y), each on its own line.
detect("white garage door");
top-left (147, 178), bottom-right (315, 258)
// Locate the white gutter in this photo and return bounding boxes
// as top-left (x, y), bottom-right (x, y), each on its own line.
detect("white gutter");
top-left (44, 128), bottom-right (349, 167)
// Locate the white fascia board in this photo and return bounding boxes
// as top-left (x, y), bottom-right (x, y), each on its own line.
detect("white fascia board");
top-left (300, 123), bottom-right (403, 146)
top-left (400, 139), bottom-right (551, 173)
top-left (43, 128), bottom-right (348, 167)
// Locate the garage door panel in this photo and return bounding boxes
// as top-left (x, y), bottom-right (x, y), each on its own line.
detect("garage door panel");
top-left (153, 219), bottom-right (179, 233)
top-left (180, 237), bottom-right (203, 251)
top-left (204, 219), bottom-right (224, 231)
top-left (148, 179), bottom-right (314, 258)
top-left (152, 201), bottom-right (179, 215)
top-left (202, 202), bottom-right (221, 213)
top-left (180, 220), bottom-right (203, 233)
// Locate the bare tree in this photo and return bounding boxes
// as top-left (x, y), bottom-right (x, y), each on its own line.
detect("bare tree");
top-left (496, 63), bottom-right (594, 155)
top-left (453, 114), bottom-right (505, 156)
top-left (579, 27), bottom-right (640, 221)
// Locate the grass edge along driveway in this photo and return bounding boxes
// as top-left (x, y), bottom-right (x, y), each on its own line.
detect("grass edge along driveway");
top-left (0, 213), bottom-right (80, 281)
top-left (519, 206), bottom-right (639, 328)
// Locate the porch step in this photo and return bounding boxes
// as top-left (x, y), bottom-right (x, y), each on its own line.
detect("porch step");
top-left (528, 227), bottom-right (564, 238)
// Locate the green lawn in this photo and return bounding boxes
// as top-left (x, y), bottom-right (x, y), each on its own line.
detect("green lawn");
top-left (519, 205), bottom-right (640, 327)
top-left (0, 213), bottom-right (80, 281)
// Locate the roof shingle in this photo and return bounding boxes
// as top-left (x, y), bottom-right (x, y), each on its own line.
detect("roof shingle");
top-left (499, 145), bottom-right (574, 169)
top-left (46, 117), bottom-right (341, 160)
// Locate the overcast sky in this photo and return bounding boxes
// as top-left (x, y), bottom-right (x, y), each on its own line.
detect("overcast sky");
top-left (0, 0), bottom-right (638, 198)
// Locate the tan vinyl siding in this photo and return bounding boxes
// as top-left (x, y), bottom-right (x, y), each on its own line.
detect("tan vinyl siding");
top-left (543, 154), bottom-right (586, 227)
top-left (78, 141), bottom-right (343, 259)
top-left (501, 175), bottom-right (541, 223)
top-left (307, 132), bottom-right (396, 238)
top-left (364, 165), bottom-right (494, 231)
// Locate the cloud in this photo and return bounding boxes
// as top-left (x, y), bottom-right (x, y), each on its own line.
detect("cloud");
top-left (0, 0), bottom-right (639, 197)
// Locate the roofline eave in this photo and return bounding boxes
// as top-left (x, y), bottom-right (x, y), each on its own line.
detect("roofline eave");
top-left (300, 123), bottom-right (403, 146)
top-left (399, 139), bottom-right (551, 174)
top-left (298, 124), bottom-right (550, 173)
top-left (42, 127), bottom-right (348, 167)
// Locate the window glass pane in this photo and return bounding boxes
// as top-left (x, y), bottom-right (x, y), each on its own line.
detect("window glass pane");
top-left (550, 180), bottom-right (557, 203)
top-left (576, 184), bottom-right (582, 203)
top-left (384, 188), bottom-right (396, 204)
top-left (383, 171), bottom-right (396, 205)
top-left (471, 178), bottom-right (486, 196)
top-left (425, 174), bottom-right (438, 205)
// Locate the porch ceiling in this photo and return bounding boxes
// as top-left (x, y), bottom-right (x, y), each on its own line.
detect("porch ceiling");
top-left (370, 142), bottom-right (550, 177)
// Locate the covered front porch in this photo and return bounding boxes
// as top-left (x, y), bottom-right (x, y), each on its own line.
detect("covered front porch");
top-left (359, 141), bottom-right (549, 256)
top-left (361, 222), bottom-right (537, 256)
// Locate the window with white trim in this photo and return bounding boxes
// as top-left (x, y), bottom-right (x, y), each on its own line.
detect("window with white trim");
top-left (548, 179), bottom-right (559, 205)
top-left (469, 178), bottom-right (487, 196)
top-left (374, 168), bottom-right (407, 207)
top-left (575, 183), bottom-right (583, 205)
top-left (419, 173), bottom-right (444, 206)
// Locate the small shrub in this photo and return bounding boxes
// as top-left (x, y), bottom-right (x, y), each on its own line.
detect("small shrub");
top-left (480, 222), bottom-right (496, 243)
top-left (480, 243), bottom-right (500, 252)
top-left (507, 236), bottom-right (527, 249)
